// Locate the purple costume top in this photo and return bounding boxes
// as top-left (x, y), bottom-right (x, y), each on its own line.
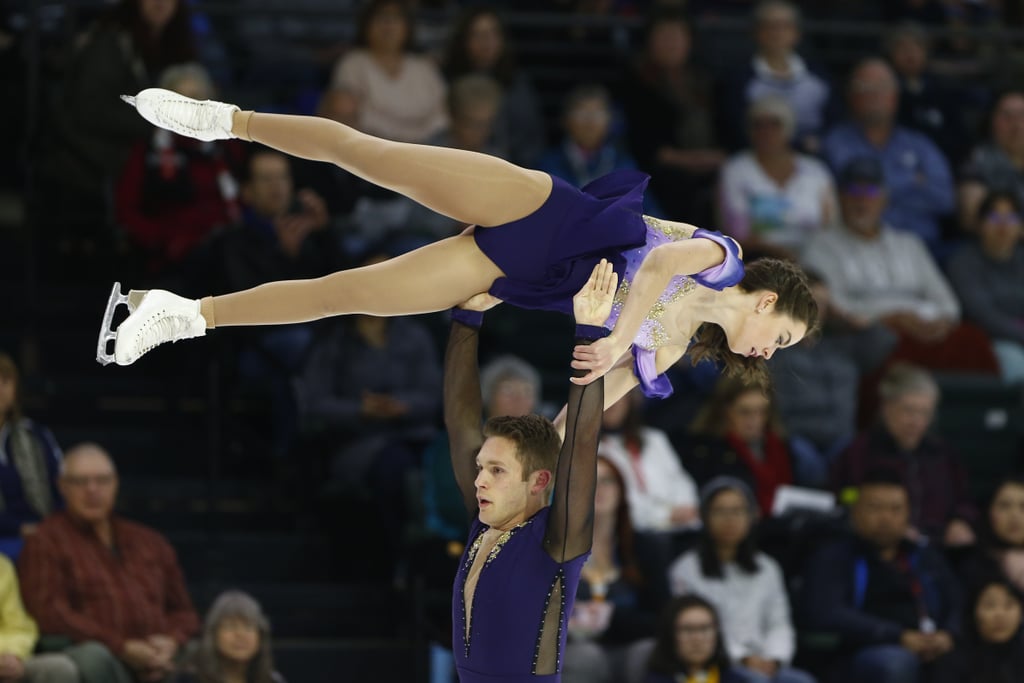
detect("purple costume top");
top-left (453, 507), bottom-right (588, 683)
top-left (474, 170), bottom-right (744, 398)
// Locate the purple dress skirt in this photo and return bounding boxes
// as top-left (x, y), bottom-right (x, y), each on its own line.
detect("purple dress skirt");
top-left (453, 507), bottom-right (589, 682)
top-left (473, 170), bottom-right (649, 316)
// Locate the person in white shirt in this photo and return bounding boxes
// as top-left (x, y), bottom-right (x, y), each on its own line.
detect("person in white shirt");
top-left (669, 477), bottom-right (815, 683)
top-left (598, 388), bottom-right (698, 534)
top-left (718, 95), bottom-right (837, 257)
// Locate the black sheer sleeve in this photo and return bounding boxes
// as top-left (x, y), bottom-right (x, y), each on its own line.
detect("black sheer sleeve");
top-left (543, 337), bottom-right (605, 563)
top-left (444, 320), bottom-right (485, 516)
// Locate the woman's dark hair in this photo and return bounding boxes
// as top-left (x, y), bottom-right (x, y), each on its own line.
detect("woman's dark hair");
top-left (976, 189), bottom-right (1023, 229)
top-left (354, 0), bottom-right (416, 53)
top-left (981, 475), bottom-right (1024, 550)
top-left (605, 389), bottom-right (646, 452)
top-left (696, 484), bottom-right (760, 578)
top-left (596, 455), bottom-right (644, 586)
top-left (687, 258), bottom-right (818, 387)
top-left (443, 6), bottom-right (518, 86)
top-left (195, 591), bottom-right (276, 683)
top-left (962, 578), bottom-right (1024, 683)
top-left (641, 6), bottom-right (691, 48)
top-left (0, 353), bottom-right (22, 425)
top-left (647, 594), bottom-right (731, 676)
top-left (106, 0), bottom-right (196, 73)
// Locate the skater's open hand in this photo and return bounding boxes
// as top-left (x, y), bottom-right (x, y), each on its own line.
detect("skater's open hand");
top-left (569, 260), bottom-right (621, 386)
top-left (457, 292), bottom-right (502, 312)
top-left (572, 259), bottom-right (617, 326)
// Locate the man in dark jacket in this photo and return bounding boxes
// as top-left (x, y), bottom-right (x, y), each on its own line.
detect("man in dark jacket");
top-left (800, 471), bottom-right (961, 683)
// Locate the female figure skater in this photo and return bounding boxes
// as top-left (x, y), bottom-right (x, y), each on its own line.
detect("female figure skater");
top-left (101, 88), bottom-right (816, 399)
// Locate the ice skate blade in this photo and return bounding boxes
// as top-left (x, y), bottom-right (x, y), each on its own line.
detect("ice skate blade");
top-left (120, 94), bottom-right (137, 107)
top-left (96, 282), bottom-right (128, 366)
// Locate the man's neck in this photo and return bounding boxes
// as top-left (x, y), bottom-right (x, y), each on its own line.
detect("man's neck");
top-left (877, 543), bottom-right (900, 562)
top-left (760, 51), bottom-right (792, 75)
top-left (495, 499), bottom-right (545, 531)
top-left (862, 122), bottom-right (893, 148)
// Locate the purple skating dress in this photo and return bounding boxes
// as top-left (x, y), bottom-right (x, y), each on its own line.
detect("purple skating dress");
top-left (474, 169), bottom-right (743, 397)
top-left (453, 507), bottom-right (588, 683)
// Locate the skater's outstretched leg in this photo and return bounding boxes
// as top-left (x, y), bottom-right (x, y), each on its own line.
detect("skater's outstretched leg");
top-left (233, 111), bottom-right (552, 228)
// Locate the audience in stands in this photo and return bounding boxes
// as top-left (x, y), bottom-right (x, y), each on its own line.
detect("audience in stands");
top-left (43, 0), bottom-right (198, 221)
top-left (832, 364), bottom-right (977, 546)
top-left (563, 457), bottom-right (655, 683)
top-left (947, 190), bottom-right (1024, 383)
top-left (442, 6), bottom-right (545, 166)
top-left (822, 58), bottom-right (954, 251)
top-left (803, 156), bottom-right (998, 379)
top-left (717, 94), bottom-right (838, 258)
top-left (19, 443), bottom-right (199, 683)
top-left (0, 553), bottom-right (78, 682)
top-left (115, 63), bottom-right (243, 276)
top-left (683, 378), bottom-right (796, 516)
top-left (538, 85), bottom-right (655, 213)
top-left (959, 90), bottom-right (1024, 231)
top-left (884, 22), bottom-right (969, 167)
top-left (643, 594), bottom-right (743, 683)
top-left (172, 590), bottom-right (286, 683)
top-left (670, 477), bottom-right (814, 683)
top-left (723, 0), bottom-right (833, 154)
top-left (0, 354), bottom-right (63, 556)
top-left (942, 578), bottom-right (1024, 683)
top-left (767, 273), bottom-right (870, 485)
top-left (331, 0), bottom-right (448, 143)
top-left (619, 8), bottom-right (725, 225)
top-left (800, 471), bottom-right (961, 683)
top-left (961, 476), bottom-right (1024, 596)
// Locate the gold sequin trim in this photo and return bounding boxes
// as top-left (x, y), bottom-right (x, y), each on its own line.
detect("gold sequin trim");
top-left (643, 215), bottom-right (697, 241)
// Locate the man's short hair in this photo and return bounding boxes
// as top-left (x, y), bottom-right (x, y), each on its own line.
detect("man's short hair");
top-left (483, 414), bottom-right (560, 481)
top-left (878, 363), bottom-right (939, 403)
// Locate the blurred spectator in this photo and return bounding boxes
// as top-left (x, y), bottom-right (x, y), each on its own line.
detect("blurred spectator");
top-left (44, 0), bottom-right (198, 214)
top-left (598, 388), bottom-right (698, 535)
top-left (717, 95), bottom-right (838, 258)
top-left (115, 63), bottom-right (243, 276)
top-left (960, 476), bottom-right (1024, 596)
top-left (19, 443), bottom-right (199, 683)
top-left (538, 85), bottom-right (657, 214)
top-left (723, 0), bottom-right (833, 153)
top-left (292, 272), bottom-right (441, 564)
top-left (942, 579), bottom-right (1024, 683)
top-left (669, 478), bottom-right (814, 683)
top-left (832, 364), bottom-right (978, 546)
top-left (290, 86), bottom-right (365, 224)
top-left (330, 0), bottom-right (448, 143)
top-left (0, 553), bottom-right (78, 683)
top-left (802, 157), bottom-right (998, 378)
top-left (799, 472), bottom-right (961, 683)
top-left (822, 58), bottom-right (954, 251)
top-left (0, 354), bottom-right (63, 557)
top-left (619, 8), bottom-right (725, 225)
top-left (563, 457), bottom-right (655, 683)
top-left (683, 378), bottom-right (796, 516)
top-left (172, 590), bottom-right (286, 683)
top-left (958, 90), bottom-right (1024, 233)
top-left (643, 594), bottom-right (743, 683)
top-left (884, 23), bottom-right (969, 167)
top-left (442, 6), bottom-right (545, 166)
top-left (947, 190), bottom-right (1024, 383)
top-left (767, 272), bottom-right (864, 486)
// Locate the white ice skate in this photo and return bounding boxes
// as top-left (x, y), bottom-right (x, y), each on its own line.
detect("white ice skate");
top-left (121, 88), bottom-right (239, 142)
top-left (95, 284), bottom-right (206, 366)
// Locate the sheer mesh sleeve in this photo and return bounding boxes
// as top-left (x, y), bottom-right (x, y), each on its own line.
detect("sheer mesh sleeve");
top-left (543, 337), bottom-right (605, 563)
top-left (444, 321), bottom-right (485, 515)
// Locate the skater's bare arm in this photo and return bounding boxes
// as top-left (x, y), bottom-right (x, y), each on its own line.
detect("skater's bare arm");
top-left (545, 262), bottom-right (615, 562)
top-left (571, 239), bottom-right (726, 386)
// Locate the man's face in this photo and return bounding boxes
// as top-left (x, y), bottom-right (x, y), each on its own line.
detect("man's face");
top-left (849, 63), bottom-right (898, 127)
top-left (881, 390), bottom-right (936, 452)
top-left (840, 185), bottom-right (887, 237)
top-left (243, 153), bottom-right (293, 219)
top-left (474, 437), bottom-right (542, 530)
top-left (852, 484), bottom-right (910, 550)
top-left (59, 450), bottom-right (118, 525)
